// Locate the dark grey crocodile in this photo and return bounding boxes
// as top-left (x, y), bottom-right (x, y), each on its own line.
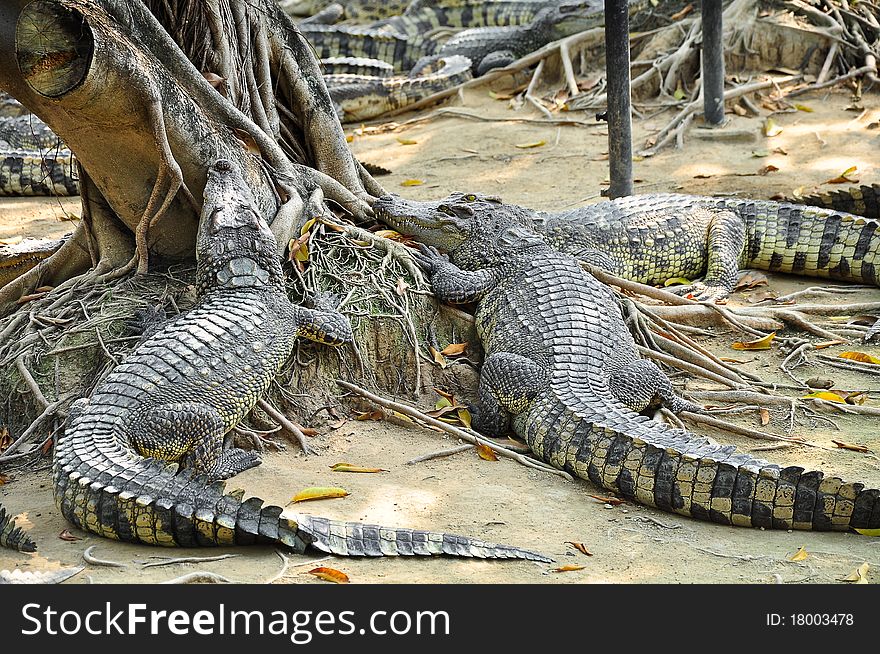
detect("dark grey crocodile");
top-left (326, 55), bottom-right (472, 122)
top-left (376, 192), bottom-right (880, 301)
top-left (51, 159), bottom-right (548, 562)
top-left (411, 0), bottom-right (606, 76)
top-left (0, 503), bottom-right (36, 552)
top-left (375, 192), bottom-right (880, 532)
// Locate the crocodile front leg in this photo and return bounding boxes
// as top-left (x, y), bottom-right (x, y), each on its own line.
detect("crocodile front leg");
top-left (413, 244), bottom-right (499, 303)
top-left (669, 210), bottom-right (746, 301)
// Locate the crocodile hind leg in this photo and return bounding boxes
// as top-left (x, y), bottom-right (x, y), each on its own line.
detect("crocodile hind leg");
top-left (471, 352), bottom-right (548, 435)
top-left (668, 210), bottom-right (746, 302)
top-left (607, 357), bottom-right (703, 415)
top-left (128, 403), bottom-right (261, 481)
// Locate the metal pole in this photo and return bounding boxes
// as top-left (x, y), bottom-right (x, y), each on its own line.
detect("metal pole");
top-left (603, 0), bottom-right (632, 198)
top-left (701, 0), bottom-right (725, 125)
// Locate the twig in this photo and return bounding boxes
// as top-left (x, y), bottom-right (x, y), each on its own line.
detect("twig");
top-left (82, 545), bottom-right (127, 568)
top-left (0, 400), bottom-right (62, 459)
top-left (161, 572), bottom-right (233, 584)
top-left (16, 354), bottom-right (49, 408)
top-left (265, 550), bottom-right (290, 584)
top-left (637, 345), bottom-right (742, 389)
top-left (336, 380), bottom-right (573, 481)
top-left (141, 553), bottom-right (237, 569)
top-left (406, 444), bottom-right (473, 464)
top-left (679, 410), bottom-right (817, 446)
top-left (257, 398), bottom-right (314, 455)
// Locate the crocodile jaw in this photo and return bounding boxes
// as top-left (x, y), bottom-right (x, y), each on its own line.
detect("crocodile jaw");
top-left (373, 194), bottom-right (470, 250)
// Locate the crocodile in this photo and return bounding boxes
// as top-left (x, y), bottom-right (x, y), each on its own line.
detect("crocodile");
top-left (377, 192), bottom-right (880, 301)
top-left (50, 158), bottom-right (547, 562)
top-left (282, 0), bottom-right (411, 21)
top-left (794, 183), bottom-right (880, 221)
top-left (0, 503), bottom-right (36, 552)
top-left (375, 192), bottom-right (880, 532)
top-left (372, 0), bottom-right (562, 45)
top-left (321, 56), bottom-right (394, 77)
top-left (0, 114), bottom-right (78, 196)
top-left (0, 236), bottom-right (67, 288)
top-left (326, 55), bottom-right (472, 122)
top-left (410, 0), bottom-right (606, 76)
top-left (299, 22), bottom-right (438, 72)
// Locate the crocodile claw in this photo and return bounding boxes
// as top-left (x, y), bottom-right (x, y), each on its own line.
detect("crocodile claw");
top-left (667, 282), bottom-right (730, 303)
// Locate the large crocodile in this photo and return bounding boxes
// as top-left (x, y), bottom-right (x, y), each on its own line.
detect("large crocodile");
top-left (326, 55), bottom-right (472, 122)
top-left (299, 22), bottom-right (436, 72)
top-left (50, 159), bottom-right (547, 561)
top-left (376, 192), bottom-right (880, 301)
top-left (282, 0), bottom-right (410, 21)
top-left (375, 192), bottom-right (880, 532)
top-left (410, 0), bottom-right (604, 76)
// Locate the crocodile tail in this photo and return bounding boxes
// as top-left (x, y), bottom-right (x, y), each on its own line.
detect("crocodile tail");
top-left (540, 407), bottom-right (880, 531)
top-left (738, 199), bottom-right (880, 285)
top-left (796, 184), bottom-right (880, 220)
top-left (294, 514), bottom-right (552, 561)
top-left (0, 504), bottom-right (37, 552)
top-left (53, 425), bottom-right (550, 560)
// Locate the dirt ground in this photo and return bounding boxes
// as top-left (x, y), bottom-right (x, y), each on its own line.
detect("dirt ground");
top-left (2, 82), bottom-right (880, 584)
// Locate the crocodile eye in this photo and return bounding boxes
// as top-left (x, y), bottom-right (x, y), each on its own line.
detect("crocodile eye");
top-left (465, 194), bottom-right (476, 201)
top-left (438, 204), bottom-right (455, 216)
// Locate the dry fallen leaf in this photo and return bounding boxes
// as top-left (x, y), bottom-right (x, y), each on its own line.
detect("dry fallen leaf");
top-left (0, 473), bottom-right (10, 485)
top-left (839, 351), bottom-right (880, 365)
top-left (854, 528), bottom-right (880, 537)
top-left (59, 529), bottom-right (81, 542)
top-left (565, 541), bottom-right (594, 556)
top-left (434, 388), bottom-right (456, 404)
top-left (396, 138), bottom-right (417, 145)
top-left (788, 546), bottom-right (809, 562)
top-left (664, 276), bottom-right (691, 287)
top-left (457, 407), bottom-right (472, 429)
top-left (395, 277), bottom-right (410, 296)
top-left (825, 166), bottom-right (859, 184)
top-left (355, 410), bottom-right (385, 421)
top-left (831, 440), bottom-right (872, 453)
top-left (588, 494), bottom-right (624, 506)
top-left (440, 342), bottom-right (468, 356)
top-left (805, 377), bottom-right (834, 389)
top-left (842, 562), bottom-right (869, 584)
top-left (801, 391), bottom-right (846, 403)
top-left (734, 270), bottom-right (768, 291)
top-left (759, 408), bottom-right (770, 426)
top-left (329, 463), bottom-right (388, 473)
top-left (552, 565), bottom-right (586, 573)
top-left (429, 346), bottom-right (448, 369)
top-left (670, 3), bottom-right (693, 20)
top-left (329, 419), bottom-right (347, 430)
top-left (731, 332), bottom-right (776, 350)
top-left (793, 103), bottom-right (813, 113)
top-left (307, 567), bottom-right (350, 584)
top-left (401, 179), bottom-right (424, 187)
top-left (514, 140), bottom-right (545, 149)
top-left (764, 117), bottom-right (783, 137)
top-left (291, 487), bottom-right (350, 503)
top-left (476, 444), bottom-right (498, 461)
top-left (758, 164), bottom-right (779, 175)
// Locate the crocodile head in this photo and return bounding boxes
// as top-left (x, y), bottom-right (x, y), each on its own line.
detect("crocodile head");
top-left (196, 159), bottom-right (284, 294)
top-left (374, 191), bottom-right (545, 269)
top-left (539, 1), bottom-right (604, 38)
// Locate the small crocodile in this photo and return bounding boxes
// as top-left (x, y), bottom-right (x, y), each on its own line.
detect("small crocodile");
top-left (411, 0), bottom-right (606, 76)
top-left (0, 236), bottom-right (67, 288)
top-left (321, 56), bottom-right (394, 77)
top-left (377, 192), bottom-right (880, 301)
top-left (0, 503), bottom-right (36, 552)
top-left (51, 159), bottom-right (547, 562)
top-left (375, 192), bottom-right (880, 532)
top-left (326, 55), bottom-right (473, 122)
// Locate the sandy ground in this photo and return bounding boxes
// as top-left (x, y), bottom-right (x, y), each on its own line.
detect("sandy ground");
top-left (2, 84), bottom-right (880, 584)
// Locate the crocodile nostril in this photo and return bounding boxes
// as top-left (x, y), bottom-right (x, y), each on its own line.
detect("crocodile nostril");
top-left (213, 159), bottom-right (233, 173)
